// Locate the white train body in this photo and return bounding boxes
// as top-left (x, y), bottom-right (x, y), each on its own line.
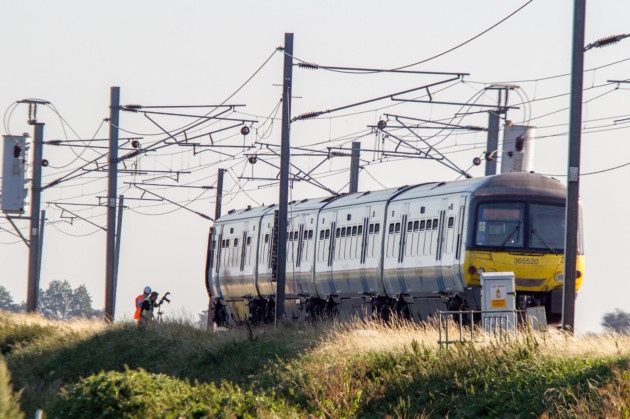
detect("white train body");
top-left (205, 172), bottom-right (584, 325)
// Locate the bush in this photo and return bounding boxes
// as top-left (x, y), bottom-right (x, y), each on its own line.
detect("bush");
top-left (0, 316), bottom-right (55, 355)
top-left (49, 367), bottom-right (300, 418)
top-left (0, 356), bottom-right (24, 419)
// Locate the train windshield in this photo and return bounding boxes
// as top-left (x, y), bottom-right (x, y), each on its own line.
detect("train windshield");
top-left (474, 201), bottom-right (566, 252)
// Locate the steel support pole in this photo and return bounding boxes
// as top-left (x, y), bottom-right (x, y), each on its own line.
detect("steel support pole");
top-left (276, 33), bottom-right (294, 322)
top-left (349, 142), bottom-right (360, 193)
top-left (105, 86), bottom-right (120, 322)
top-left (26, 123), bottom-right (44, 312)
top-left (206, 168), bottom-right (225, 331)
top-left (485, 112), bottom-right (500, 176)
top-left (562, 0), bottom-right (586, 333)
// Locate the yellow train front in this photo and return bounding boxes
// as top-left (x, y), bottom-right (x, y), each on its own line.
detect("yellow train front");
top-left (459, 174), bottom-right (584, 323)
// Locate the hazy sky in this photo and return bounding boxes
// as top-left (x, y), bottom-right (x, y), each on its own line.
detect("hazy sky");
top-left (1, 1), bottom-right (629, 333)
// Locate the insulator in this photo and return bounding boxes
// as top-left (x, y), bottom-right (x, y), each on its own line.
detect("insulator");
top-left (377, 120), bottom-right (387, 129)
top-left (131, 140), bottom-right (140, 148)
top-left (298, 62), bottom-right (319, 70)
top-left (298, 111), bottom-right (320, 120)
top-left (13, 144), bottom-right (22, 158)
top-left (41, 159), bottom-right (49, 167)
top-left (472, 157), bottom-right (482, 166)
top-left (248, 155), bottom-right (257, 164)
top-left (241, 126), bottom-right (251, 136)
top-left (595, 35), bottom-right (619, 48)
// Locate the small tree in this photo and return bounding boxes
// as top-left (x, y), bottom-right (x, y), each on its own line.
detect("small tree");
top-left (38, 280), bottom-right (97, 320)
top-left (0, 286), bottom-right (20, 312)
top-left (601, 308), bottom-right (630, 334)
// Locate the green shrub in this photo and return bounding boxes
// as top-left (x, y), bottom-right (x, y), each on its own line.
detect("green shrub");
top-left (0, 317), bottom-right (55, 355)
top-left (49, 367), bottom-right (300, 418)
top-left (0, 356), bottom-right (24, 419)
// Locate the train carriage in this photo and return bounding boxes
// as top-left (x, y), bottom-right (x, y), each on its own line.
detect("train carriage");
top-left (205, 172), bottom-right (584, 326)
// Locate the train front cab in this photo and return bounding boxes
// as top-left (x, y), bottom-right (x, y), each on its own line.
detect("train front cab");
top-left (462, 192), bottom-right (584, 323)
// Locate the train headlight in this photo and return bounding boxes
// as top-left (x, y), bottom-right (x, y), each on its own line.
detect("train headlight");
top-left (555, 273), bottom-right (564, 283)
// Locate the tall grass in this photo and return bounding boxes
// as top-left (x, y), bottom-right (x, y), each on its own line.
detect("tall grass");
top-left (1, 309), bottom-right (629, 418)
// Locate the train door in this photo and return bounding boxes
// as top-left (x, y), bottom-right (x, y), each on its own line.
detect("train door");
top-left (314, 211), bottom-right (337, 297)
top-left (397, 203), bottom-right (410, 293)
top-left (452, 196), bottom-right (467, 289)
top-left (434, 199), bottom-right (449, 292)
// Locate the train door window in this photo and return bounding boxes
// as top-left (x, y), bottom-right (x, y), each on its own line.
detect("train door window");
top-left (369, 223), bottom-right (374, 234)
top-left (325, 229), bottom-right (330, 239)
top-left (374, 223), bottom-right (380, 234)
top-left (234, 238), bottom-right (239, 247)
top-left (405, 221), bottom-right (416, 257)
top-left (413, 220), bottom-right (419, 231)
top-left (395, 222), bottom-right (401, 233)
top-left (445, 216), bottom-right (455, 254)
top-left (319, 230), bottom-right (325, 240)
top-left (288, 232), bottom-right (293, 241)
top-left (334, 227), bottom-right (341, 260)
top-left (388, 223), bottom-right (395, 234)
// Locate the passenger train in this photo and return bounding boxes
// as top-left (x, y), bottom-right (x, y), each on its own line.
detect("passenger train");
top-left (204, 172), bottom-right (584, 326)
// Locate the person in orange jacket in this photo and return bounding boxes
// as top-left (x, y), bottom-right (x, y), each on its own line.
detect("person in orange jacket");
top-left (134, 286), bottom-right (151, 323)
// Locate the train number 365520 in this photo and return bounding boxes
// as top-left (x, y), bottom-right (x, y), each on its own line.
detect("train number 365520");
top-left (513, 258), bottom-right (540, 265)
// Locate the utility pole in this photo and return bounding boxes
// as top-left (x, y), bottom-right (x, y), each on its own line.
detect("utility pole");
top-left (485, 112), bottom-right (500, 176)
top-left (562, 0), bottom-right (586, 333)
top-left (205, 168), bottom-right (225, 331)
top-left (105, 86), bottom-right (120, 322)
top-left (26, 113), bottom-right (45, 312)
top-left (276, 32), bottom-right (294, 322)
top-left (349, 142), bottom-right (360, 193)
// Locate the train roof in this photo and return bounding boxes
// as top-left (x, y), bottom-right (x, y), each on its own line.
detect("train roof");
top-left (215, 173), bottom-right (565, 223)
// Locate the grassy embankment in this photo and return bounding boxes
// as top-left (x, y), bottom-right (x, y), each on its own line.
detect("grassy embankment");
top-left (1, 310), bottom-right (629, 418)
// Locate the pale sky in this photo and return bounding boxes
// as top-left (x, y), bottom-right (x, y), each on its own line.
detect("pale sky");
top-left (1, 1), bottom-right (629, 333)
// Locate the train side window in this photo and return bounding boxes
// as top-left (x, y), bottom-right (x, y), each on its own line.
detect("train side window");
top-left (212, 240), bottom-right (217, 250)
top-left (309, 230), bottom-right (314, 239)
top-left (395, 223), bottom-right (401, 233)
top-left (369, 224), bottom-right (374, 234)
top-left (289, 232), bottom-right (293, 241)
top-left (389, 223), bottom-right (394, 234)
top-left (432, 219), bottom-right (439, 230)
top-left (374, 223), bottom-right (380, 234)
top-left (320, 230), bottom-right (325, 240)
top-left (357, 225), bottom-right (363, 235)
top-left (407, 221), bottom-right (413, 232)
top-left (294, 230), bottom-right (298, 239)
top-left (234, 238), bottom-right (239, 247)
top-left (325, 229), bottom-right (330, 239)
top-left (247, 237), bottom-right (252, 246)
top-left (420, 220), bottom-right (426, 231)
top-left (336, 228), bottom-right (341, 238)
top-left (413, 220), bottom-right (419, 231)
top-left (352, 226), bottom-right (358, 236)
top-left (448, 217), bottom-right (454, 228)
top-left (341, 227), bottom-right (347, 237)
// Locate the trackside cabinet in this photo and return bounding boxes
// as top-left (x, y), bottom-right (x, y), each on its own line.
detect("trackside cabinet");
top-left (480, 272), bottom-right (516, 333)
